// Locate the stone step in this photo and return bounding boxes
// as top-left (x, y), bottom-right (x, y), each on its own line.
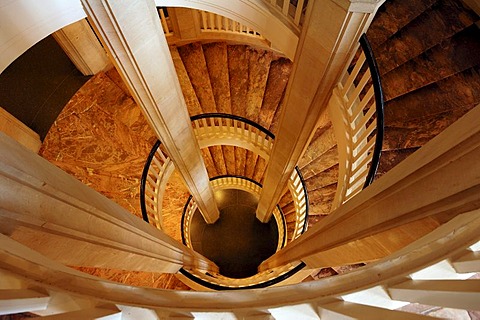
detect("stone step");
top-left (376, 147), bottom-right (419, 178)
top-left (259, 58), bottom-right (292, 134)
top-left (300, 145), bottom-right (338, 181)
top-left (383, 107), bottom-right (474, 151)
top-left (367, 0), bottom-right (439, 50)
top-left (308, 183), bottom-right (337, 216)
top-left (202, 42), bottom-right (232, 114)
top-left (304, 164), bottom-right (339, 193)
top-left (170, 46), bottom-right (202, 116)
top-left (382, 25), bottom-right (480, 102)
top-left (384, 64), bottom-right (480, 123)
top-left (298, 123), bottom-right (336, 170)
top-left (374, 0), bottom-right (478, 76)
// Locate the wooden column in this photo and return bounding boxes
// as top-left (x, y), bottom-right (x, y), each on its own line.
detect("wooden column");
top-left (0, 133), bottom-right (217, 273)
top-left (82, 0), bottom-right (219, 223)
top-left (256, 0), bottom-right (383, 222)
top-left (259, 104), bottom-right (480, 270)
top-left (52, 19), bottom-right (111, 76)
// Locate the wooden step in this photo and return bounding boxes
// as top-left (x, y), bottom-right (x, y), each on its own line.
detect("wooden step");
top-left (382, 26), bottom-right (480, 102)
top-left (384, 64), bottom-right (480, 123)
top-left (246, 48), bottom-right (273, 122)
top-left (374, 0), bottom-right (478, 76)
top-left (367, 0), bottom-right (439, 50)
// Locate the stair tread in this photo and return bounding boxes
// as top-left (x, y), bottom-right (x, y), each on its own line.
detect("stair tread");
top-left (228, 45), bottom-right (249, 117)
top-left (203, 42), bottom-right (232, 114)
top-left (367, 0), bottom-right (439, 49)
top-left (246, 48), bottom-right (273, 123)
top-left (170, 47), bottom-right (203, 116)
top-left (382, 26), bottom-right (480, 102)
top-left (177, 43), bottom-right (217, 113)
top-left (308, 184), bottom-right (337, 215)
top-left (258, 58), bottom-right (292, 134)
top-left (384, 65), bottom-right (480, 123)
top-left (300, 145), bottom-right (339, 181)
top-left (298, 124), bottom-right (336, 169)
top-left (383, 107), bottom-right (474, 150)
top-left (376, 147), bottom-right (419, 178)
top-left (374, 0), bottom-right (478, 76)
top-left (305, 164), bottom-right (339, 192)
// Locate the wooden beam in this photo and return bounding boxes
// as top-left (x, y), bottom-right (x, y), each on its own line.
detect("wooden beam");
top-left (52, 19), bottom-right (111, 76)
top-left (260, 104), bottom-right (480, 270)
top-left (256, 0), bottom-right (384, 222)
top-left (318, 299), bottom-right (433, 319)
top-left (81, 0), bottom-right (219, 224)
top-left (388, 279), bottom-right (480, 311)
top-left (0, 133), bottom-right (217, 273)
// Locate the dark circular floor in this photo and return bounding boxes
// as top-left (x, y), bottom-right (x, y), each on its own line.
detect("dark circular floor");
top-left (189, 189), bottom-right (279, 278)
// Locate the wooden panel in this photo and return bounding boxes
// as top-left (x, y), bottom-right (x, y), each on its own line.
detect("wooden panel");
top-left (0, 107), bottom-right (41, 153)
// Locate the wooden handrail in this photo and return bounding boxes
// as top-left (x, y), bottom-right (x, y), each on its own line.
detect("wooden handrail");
top-left (1, 210), bottom-right (478, 313)
top-left (329, 34), bottom-right (385, 209)
top-left (140, 114), bottom-right (309, 247)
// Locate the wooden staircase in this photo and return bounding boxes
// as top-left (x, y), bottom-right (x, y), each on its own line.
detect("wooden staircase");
top-left (367, 0), bottom-right (480, 176)
top-left (287, 0), bottom-right (480, 229)
top-left (36, 0), bottom-right (480, 293)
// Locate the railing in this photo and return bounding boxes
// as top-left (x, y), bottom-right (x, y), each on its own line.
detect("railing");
top-left (181, 176), bottom-right (287, 253)
top-left (329, 34), bottom-right (384, 209)
top-left (264, 0), bottom-right (309, 27)
top-left (289, 167), bottom-right (309, 239)
top-left (139, 140), bottom-right (175, 230)
top-left (198, 11), bottom-right (263, 38)
top-left (179, 260), bottom-right (305, 290)
top-left (190, 113), bottom-right (274, 159)
top-left (157, 7), bottom-right (174, 36)
top-left (2, 210), bottom-right (478, 316)
top-left (141, 114), bottom-right (309, 244)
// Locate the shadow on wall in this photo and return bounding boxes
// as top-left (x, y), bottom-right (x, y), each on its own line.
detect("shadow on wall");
top-left (0, 36), bottom-right (90, 140)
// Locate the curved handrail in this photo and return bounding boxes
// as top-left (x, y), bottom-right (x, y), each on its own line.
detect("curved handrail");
top-left (180, 175), bottom-right (287, 252)
top-left (141, 114), bottom-right (308, 245)
top-left (179, 261), bottom-right (306, 290)
top-left (293, 166), bottom-right (309, 235)
top-left (329, 33), bottom-right (385, 208)
top-left (191, 112), bottom-right (275, 139)
top-left (359, 34), bottom-right (384, 188)
top-left (2, 210), bottom-right (478, 312)
top-left (140, 140), bottom-right (161, 222)
top-left (177, 175), bottom-right (306, 290)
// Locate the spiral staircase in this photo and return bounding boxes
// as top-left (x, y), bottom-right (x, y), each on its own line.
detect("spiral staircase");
top-left (1, 0), bottom-right (480, 318)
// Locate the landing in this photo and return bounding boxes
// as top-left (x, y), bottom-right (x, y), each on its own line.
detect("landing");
top-left (189, 189), bottom-right (279, 278)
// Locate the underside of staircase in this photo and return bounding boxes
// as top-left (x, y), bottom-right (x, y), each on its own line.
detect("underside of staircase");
top-left (36, 0), bottom-right (480, 291)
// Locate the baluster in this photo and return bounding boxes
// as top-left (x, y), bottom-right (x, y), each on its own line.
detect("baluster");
top-left (293, 0), bottom-right (305, 26)
top-left (201, 11), bottom-right (208, 31)
top-left (209, 12), bottom-right (215, 31)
